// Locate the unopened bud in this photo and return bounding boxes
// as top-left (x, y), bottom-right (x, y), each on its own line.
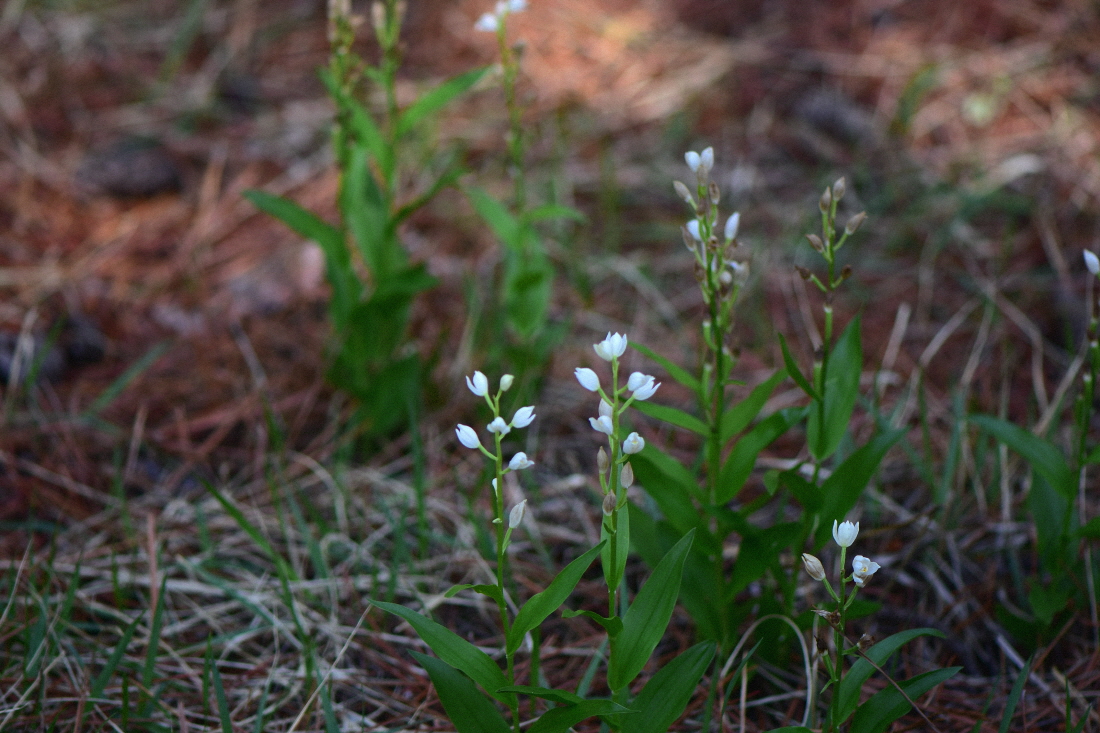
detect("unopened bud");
top-left (681, 226), bottom-right (697, 253)
top-left (602, 492), bottom-right (617, 516)
top-left (708, 182), bottom-right (720, 206)
top-left (370, 1), bottom-right (385, 30)
top-left (844, 211), bottom-right (867, 235)
top-left (819, 187), bottom-right (832, 212)
top-left (620, 462), bottom-right (634, 489)
top-left (508, 499), bottom-right (527, 529)
top-left (597, 447), bottom-right (609, 475)
top-left (499, 374), bottom-right (515, 392)
top-left (806, 233), bottom-right (824, 252)
top-left (673, 180), bottom-right (694, 205)
top-left (839, 265), bottom-right (853, 282)
top-left (802, 553), bottom-right (826, 581)
top-left (857, 633), bottom-right (875, 652)
top-left (795, 265), bottom-right (812, 281)
top-left (832, 177), bottom-right (846, 201)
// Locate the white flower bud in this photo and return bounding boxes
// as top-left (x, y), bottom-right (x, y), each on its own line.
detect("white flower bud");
top-left (575, 367), bottom-right (601, 392)
top-left (593, 332), bottom-right (628, 361)
top-left (466, 371), bottom-right (489, 397)
top-left (686, 220), bottom-right (702, 241)
top-left (474, 12), bottom-right (498, 31)
top-left (832, 177), bottom-right (846, 201)
top-left (685, 150), bottom-right (701, 172)
top-left (508, 452), bottom-right (534, 470)
top-left (589, 415), bottom-right (614, 435)
top-left (673, 180), bottom-right (694, 205)
top-left (623, 432), bottom-right (645, 454)
top-left (724, 212), bottom-right (740, 241)
top-left (1086, 250), bottom-right (1100, 275)
top-left (499, 374), bottom-right (515, 392)
top-left (508, 499), bottom-right (527, 529)
top-left (700, 147), bottom-right (714, 173)
top-left (510, 405), bottom-right (536, 428)
top-left (455, 424), bottom-right (481, 450)
top-left (597, 446), bottom-right (609, 474)
top-left (619, 462), bottom-right (634, 488)
top-left (832, 519), bottom-right (859, 548)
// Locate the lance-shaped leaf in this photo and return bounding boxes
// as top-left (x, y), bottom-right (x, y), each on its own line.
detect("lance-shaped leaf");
top-left (970, 414), bottom-right (1075, 498)
top-left (849, 667), bottom-right (961, 733)
top-left (507, 542), bottom-right (605, 655)
top-left (835, 628), bottom-right (945, 723)
top-left (608, 529), bottom-right (695, 692)
top-left (410, 652), bottom-right (511, 733)
top-left (620, 642), bottom-right (715, 733)
top-left (529, 700), bottom-right (634, 733)
top-left (807, 315), bottom-right (862, 461)
top-left (373, 602), bottom-right (514, 706)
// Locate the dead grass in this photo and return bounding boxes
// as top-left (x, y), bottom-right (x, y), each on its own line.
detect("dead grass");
top-left (1, 0), bottom-right (1100, 730)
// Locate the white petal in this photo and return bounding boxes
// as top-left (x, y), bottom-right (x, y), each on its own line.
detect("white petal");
top-left (508, 499), bottom-right (527, 529)
top-left (488, 417), bottom-right (511, 434)
top-left (724, 212), bottom-right (740, 241)
top-left (455, 424), bottom-right (481, 449)
top-left (589, 415), bottom-right (614, 435)
top-left (685, 150), bottom-right (701, 172)
top-left (575, 367), bottom-right (601, 391)
top-left (474, 12), bottom-right (499, 31)
top-left (700, 147), bottom-right (714, 172)
top-left (631, 379), bottom-right (660, 401)
top-left (510, 406), bottom-right (536, 428)
top-left (622, 432), bottom-right (645, 454)
top-left (686, 220), bottom-right (702, 241)
top-left (466, 371), bottom-right (489, 396)
top-left (1086, 250), bottom-right (1100, 275)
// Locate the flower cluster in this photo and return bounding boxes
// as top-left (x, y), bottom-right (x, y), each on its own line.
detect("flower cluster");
top-left (455, 370), bottom-right (536, 476)
top-left (802, 518), bottom-right (881, 593)
top-left (474, 0), bottom-right (526, 32)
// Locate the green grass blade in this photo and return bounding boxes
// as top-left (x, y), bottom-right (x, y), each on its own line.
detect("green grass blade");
top-left (90, 613), bottom-right (142, 699)
top-left (997, 653), bottom-right (1033, 733)
top-left (81, 342), bottom-right (168, 418)
top-left (211, 662), bottom-right (233, 733)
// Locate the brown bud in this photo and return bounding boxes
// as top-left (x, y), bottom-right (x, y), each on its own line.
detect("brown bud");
top-left (819, 186), bottom-right (832, 212)
top-left (681, 226), bottom-right (696, 253)
top-left (597, 447), bottom-right (609, 475)
top-left (795, 265), bottom-right (812, 281)
top-left (857, 633), bottom-right (875, 652)
top-left (620, 462), bottom-right (634, 489)
top-left (844, 211), bottom-right (867, 235)
top-left (673, 180), bottom-right (694, 205)
top-left (802, 553), bottom-right (826, 581)
top-left (806, 233), bottom-right (824, 252)
top-left (602, 492), bottom-right (617, 516)
top-left (839, 265), bottom-right (853, 282)
top-left (708, 182), bottom-right (720, 206)
top-left (832, 176), bottom-right (846, 202)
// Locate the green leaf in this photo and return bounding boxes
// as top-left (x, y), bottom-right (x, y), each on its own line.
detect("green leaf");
top-left (524, 203), bottom-right (587, 224)
top-left (814, 428), bottom-right (906, 547)
top-left (467, 186), bottom-right (519, 246)
top-left (778, 333), bottom-right (819, 401)
top-left (998, 654), bottom-right (1033, 733)
top-left (81, 342), bottom-right (169, 419)
top-left (767, 728), bottom-right (815, 733)
top-left (970, 414), bottom-right (1075, 498)
top-left (623, 642), bottom-right (715, 733)
top-left (560, 608), bottom-right (623, 637)
top-left (508, 542), bottom-right (605, 655)
top-left (410, 652), bottom-right (511, 733)
top-left (90, 614), bottom-right (142, 699)
top-left (849, 667), bottom-right (960, 733)
top-left (444, 584), bottom-right (505, 606)
top-left (529, 700), bottom-right (635, 733)
top-left (835, 628), bottom-right (945, 723)
top-left (718, 407), bottom-right (807, 504)
top-left (632, 401), bottom-right (709, 435)
top-left (244, 190), bottom-right (358, 327)
top-left (728, 522), bottom-right (800, 595)
top-left (780, 468), bottom-right (821, 513)
top-left (497, 685), bottom-right (583, 706)
top-left (1085, 443), bottom-right (1100, 465)
top-left (396, 67), bottom-right (489, 138)
top-left (212, 662), bottom-right (234, 733)
top-left (608, 529), bottom-right (695, 692)
top-left (393, 161), bottom-right (463, 227)
top-left (808, 315), bottom-right (862, 461)
top-left (720, 368), bottom-right (787, 443)
top-left (342, 143), bottom-right (402, 280)
top-left (373, 602), bottom-right (514, 705)
top-left (630, 342), bottom-right (702, 394)
top-left (1078, 517), bottom-right (1100, 539)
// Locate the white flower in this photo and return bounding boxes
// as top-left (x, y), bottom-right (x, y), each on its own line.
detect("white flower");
top-left (456, 424), bottom-right (481, 450)
top-left (509, 452), bottom-right (534, 470)
top-left (510, 406), bottom-right (536, 428)
top-left (832, 519), bottom-right (859, 548)
top-left (724, 212), bottom-right (740, 241)
top-left (593, 332), bottom-right (628, 361)
top-left (499, 374), bottom-right (515, 392)
top-left (686, 220), bottom-right (702, 241)
top-left (590, 415), bottom-right (614, 435)
top-left (631, 377), bottom-right (660, 401)
top-left (488, 417), bottom-right (511, 435)
top-left (851, 555), bottom-right (880, 587)
top-left (508, 499), bottom-right (527, 529)
top-left (575, 367), bottom-right (601, 392)
top-left (599, 399), bottom-right (613, 419)
top-left (474, 12), bottom-right (498, 31)
top-left (685, 150), bottom-right (701, 172)
top-left (466, 371), bottom-right (489, 397)
top-left (623, 432), bottom-right (644, 454)
top-left (627, 372), bottom-right (648, 391)
top-left (1086, 250), bottom-right (1100, 276)
top-left (699, 147), bottom-right (714, 173)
